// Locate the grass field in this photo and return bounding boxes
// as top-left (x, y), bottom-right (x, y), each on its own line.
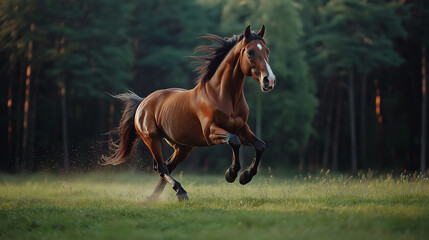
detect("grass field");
top-left (0, 170), bottom-right (428, 240)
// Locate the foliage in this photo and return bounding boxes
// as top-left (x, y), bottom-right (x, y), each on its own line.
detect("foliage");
top-left (0, 0), bottom-right (427, 172)
top-left (310, 0), bottom-right (406, 75)
top-left (129, 0), bottom-right (217, 92)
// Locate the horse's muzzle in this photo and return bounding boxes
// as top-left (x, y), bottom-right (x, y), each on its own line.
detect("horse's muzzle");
top-left (262, 76), bottom-right (275, 92)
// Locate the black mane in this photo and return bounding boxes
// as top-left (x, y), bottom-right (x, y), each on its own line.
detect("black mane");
top-left (192, 32), bottom-right (264, 84)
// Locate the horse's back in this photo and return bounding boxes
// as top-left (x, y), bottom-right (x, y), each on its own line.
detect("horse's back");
top-left (136, 88), bottom-right (207, 146)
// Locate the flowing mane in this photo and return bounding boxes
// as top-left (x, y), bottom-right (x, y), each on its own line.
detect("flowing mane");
top-left (193, 32), bottom-right (264, 84)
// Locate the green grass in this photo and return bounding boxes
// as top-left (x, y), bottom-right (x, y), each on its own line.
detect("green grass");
top-left (0, 171), bottom-right (428, 240)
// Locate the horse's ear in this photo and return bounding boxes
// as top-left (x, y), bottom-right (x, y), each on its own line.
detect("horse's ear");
top-left (244, 25), bottom-right (251, 39)
top-left (257, 25), bottom-right (265, 38)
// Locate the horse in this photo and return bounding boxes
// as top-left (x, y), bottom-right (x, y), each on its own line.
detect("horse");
top-left (101, 25), bottom-right (276, 201)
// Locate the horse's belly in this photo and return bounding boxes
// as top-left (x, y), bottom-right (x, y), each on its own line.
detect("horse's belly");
top-left (162, 118), bottom-right (208, 146)
top-left (156, 92), bottom-right (208, 146)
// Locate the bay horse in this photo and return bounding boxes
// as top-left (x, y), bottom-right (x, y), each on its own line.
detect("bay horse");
top-left (102, 25), bottom-right (276, 201)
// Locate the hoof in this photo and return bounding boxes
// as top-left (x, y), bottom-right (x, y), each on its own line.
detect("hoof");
top-left (239, 170), bottom-right (254, 185)
top-left (225, 168), bottom-right (237, 183)
top-left (176, 192), bottom-right (189, 201)
top-left (147, 194), bottom-right (160, 201)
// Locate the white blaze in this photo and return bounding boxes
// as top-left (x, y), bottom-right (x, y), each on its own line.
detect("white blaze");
top-left (264, 59), bottom-right (275, 81)
top-left (257, 43), bottom-right (262, 51)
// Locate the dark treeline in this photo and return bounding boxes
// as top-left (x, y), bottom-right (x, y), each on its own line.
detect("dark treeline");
top-left (0, 0), bottom-right (427, 173)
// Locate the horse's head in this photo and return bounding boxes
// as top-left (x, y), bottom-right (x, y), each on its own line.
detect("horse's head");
top-left (240, 25), bottom-right (276, 92)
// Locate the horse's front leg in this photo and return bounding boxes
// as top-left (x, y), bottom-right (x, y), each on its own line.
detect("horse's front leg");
top-left (238, 124), bottom-right (265, 185)
top-left (209, 124), bottom-right (241, 183)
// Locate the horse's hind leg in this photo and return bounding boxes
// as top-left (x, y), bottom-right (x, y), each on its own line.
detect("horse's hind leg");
top-left (147, 177), bottom-right (167, 201)
top-left (148, 145), bottom-right (193, 200)
top-left (142, 135), bottom-right (190, 201)
top-left (238, 124), bottom-right (265, 185)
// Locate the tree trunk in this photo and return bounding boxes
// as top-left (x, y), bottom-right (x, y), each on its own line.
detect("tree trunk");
top-left (15, 61), bottom-right (25, 171)
top-left (27, 71), bottom-right (40, 172)
top-left (21, 23), bottom-right (35, 172)
top-left (308, 79), bottom-right (332, 170)
top-left (348, 67), bottom-right (358, 173)
top-left (108, 103), bottom-right (115, 130)
top-left (360, 74), bottom-right (368, 168)
top-left (21, 67), bottom-right (31, 170)
top-left (108, 102), bottom-right (115, 144)
top-left (322, 82), bottom-right (336, 170)
top-left (375, 79), bottom-right (384, 169)
top-left (51, 85), bottom-right (59, 151)
top-left (98, 98), bottom-right (106, 134)
top-left (421, 43), bottom-right (427, 174)
top-left (59, 35), bottom-right (70, 173)
top-left (332, 79), bottom-right (344, 171)
top-left (7, 58), bottom-right (14, 167)
top-left (61, 86), bottom-right (70, 172)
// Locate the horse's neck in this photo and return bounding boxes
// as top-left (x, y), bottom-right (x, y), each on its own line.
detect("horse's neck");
top-left (206, 43), bottom-right (245, 104)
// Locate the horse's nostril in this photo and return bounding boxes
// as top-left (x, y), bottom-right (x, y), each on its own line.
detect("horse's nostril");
top-left (263, 77), bottom-right (269, 87)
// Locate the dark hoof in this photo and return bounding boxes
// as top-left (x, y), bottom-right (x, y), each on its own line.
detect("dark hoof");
top-left (176, 191), bottom-right (189, 201)
top-left (239, 170), bottom-right (254, 185)
top-left (225, 167), bottom-right (238, 183)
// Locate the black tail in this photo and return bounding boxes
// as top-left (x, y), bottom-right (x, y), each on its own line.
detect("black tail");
top-left (101, 91), bottom-right (143, 165)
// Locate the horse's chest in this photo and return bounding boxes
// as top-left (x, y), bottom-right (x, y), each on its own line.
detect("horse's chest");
top-left (213, 109), bottom-right (247, 132)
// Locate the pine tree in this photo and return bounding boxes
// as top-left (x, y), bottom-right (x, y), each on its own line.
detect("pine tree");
top-left (310, 0), bottom-right (406, 172)
top-left (129, 0), bottom-right (215, 95)
top-left (405, 0), bottom-right (429, 174)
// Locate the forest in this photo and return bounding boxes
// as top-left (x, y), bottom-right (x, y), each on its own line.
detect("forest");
top-left (0, 0), bottom-right (428, 174)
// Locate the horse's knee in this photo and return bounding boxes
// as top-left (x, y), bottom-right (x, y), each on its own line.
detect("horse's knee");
top-left (255, 139), bottom-right (265, 153)
top-left (228, 134), bottom-right (241, 150)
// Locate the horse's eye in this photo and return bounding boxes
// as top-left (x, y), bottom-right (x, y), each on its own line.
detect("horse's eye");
top-left (247, 49), bottom-right (254, 57)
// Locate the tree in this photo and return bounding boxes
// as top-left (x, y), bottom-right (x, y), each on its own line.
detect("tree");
top-left (310, 0), bottom-right (406, 172)
top-left (130, 0), bottom-right (216, 94)
top-left (404, 0), bottom-right (429, 174)
top-left (0, 0), bottom-right (47, 171)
